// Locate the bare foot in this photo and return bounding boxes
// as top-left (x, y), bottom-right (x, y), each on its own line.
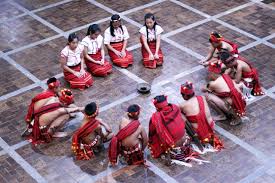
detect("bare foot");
top-left (213, 115), bottom-right (227, 121)
top-left (52, 132), bottom-right (68, 138)
top-left (230, 119), bottom-right (241, 126)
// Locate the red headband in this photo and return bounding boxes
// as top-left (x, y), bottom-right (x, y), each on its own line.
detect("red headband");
top-left (209, 32), bottom-right (223, 43)
top-left (48, 80), bottom-right (60, 90)
top-left (59, 88), bottom-right (74, 105)
top-left (181, 81), bottom-right (194, 95)
top-left (208, 61), bottom-right (222, 74)
top-left (153, 96), bottom-right (168, 109)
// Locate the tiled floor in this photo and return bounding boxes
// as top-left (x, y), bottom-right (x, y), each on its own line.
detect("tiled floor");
top-left (0, 0), bottom-right (274, 183)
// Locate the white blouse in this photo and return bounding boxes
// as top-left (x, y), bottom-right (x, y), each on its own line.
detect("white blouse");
top-left (81, 35), bottom-right (103, 54)
top-left (139, 25), bottom-right (163, 42)
top-left (104, 25), bottom-right (130, 44)
top-left (60, 44), bottom-right (83, 66)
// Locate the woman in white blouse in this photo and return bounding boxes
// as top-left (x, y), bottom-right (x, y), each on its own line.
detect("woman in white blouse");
top-left (82, 24), bottom-right (112, 77)
top-left (140, 13), bottom-right (164, 69)
top-left (60, 33), bottom-right (93, 90)
top-left (104, 14), bottom-right (133, 68)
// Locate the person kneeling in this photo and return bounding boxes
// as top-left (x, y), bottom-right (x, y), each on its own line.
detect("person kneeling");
top-left (72, 102), bottom-right (113, 160)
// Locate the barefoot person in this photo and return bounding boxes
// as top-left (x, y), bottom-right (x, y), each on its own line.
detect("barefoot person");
top-left (180, 82), bottom-right (223, 151)
top-left (140, 13), bottom-right (164, 69)
top-left (60, 33), bottom-right (93, 90)
top-left (26, 87), bottom-right (79, 145)
top-left (72, 102), bottom-right (113, 160)
top-left (219, 50), bottom-right (264, 98)
top-left (200, 31), bottom-right (239, 66)
top-left (82, 24), bottom-right (112, 76)
top-left (201, 62), bottom-right (247, 126)
top-left (148, 95), bottom-right (196, 166)
top-left (109, 104), bottom-right (148, 165)
top-left (104, 14), bottom-right (133, 68)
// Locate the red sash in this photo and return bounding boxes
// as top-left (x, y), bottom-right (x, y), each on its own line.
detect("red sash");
top-left (186, 96), bottom-right (223, 150)
top-left (108, 120), bottom-right (140, 164)
top-left (149, 104), bottom-right (185, 158)
top-left (72, 118), bottom-right (100, 160)
top-left (108, 42), bottom-right (133, 68)
top-left (29, 102), bottom-right (61, 145)
top-left (64, 64), bottom-right (93, 89)
top-left (217, 39), bottom-right (239, 55)
top-left (85, 51), bottom-right (112, 77)
top-left (140, 37), bottom-right (163, 69)
top-left (238, 56), bottom-right (264, 96)
top-left (221, 74), bottom-right (246, 116)
top-left (25, 90), bottom-right (55, 123)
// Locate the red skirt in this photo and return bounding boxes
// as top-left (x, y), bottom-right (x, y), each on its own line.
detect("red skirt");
top-left (85, 51), bottom-right (112, 77)
top-left (108, 41), bottom-right (133, 68)
top-left (64, 64), bottom-right (93, 90)
top-left (140, 37), bottom-right (163, 69)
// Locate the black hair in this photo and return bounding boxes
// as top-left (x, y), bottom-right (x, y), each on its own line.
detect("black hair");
top-left (144, 13), bottom-right (158, 43)
top-left (154, 95), bottom-right (166, 103)
top-left (47, 77), bottom-right (57, 85)
top-left (219, 50), bottom-right (231, 62)
top-left (68, 33), bottom-right (79, 43)
top-left (127, 104), bottom-right (140, 113)
top-left (110, 14), bottom-right (124, 37)
top-left (86, 24), bottom-right (101, 36)
top-left (209, 31), bottom-right (222, 43)
top-left (84, 102), bottom-right (97, 116)
top-left (181, 93), bottom-right (195, 99)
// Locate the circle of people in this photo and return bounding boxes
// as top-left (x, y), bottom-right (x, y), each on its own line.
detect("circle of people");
top-left (22, 13), bottom-right (264, 167)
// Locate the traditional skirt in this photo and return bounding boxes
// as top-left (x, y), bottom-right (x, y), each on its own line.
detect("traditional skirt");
top-left (64, 64), bottom-right (93, 90)
top-left (85, 51), bottom-right (112, 77)
top-left (121, 143), bottom-right (144, 165)
top-left (108, 41), bottom-right (133, 68)
top-left (140, 38), bottom-right (163, 69)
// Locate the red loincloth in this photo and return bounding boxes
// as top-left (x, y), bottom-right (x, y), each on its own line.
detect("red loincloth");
top-left (64, 64), bottom-right (93, 90)
top-left (186, 96), bottom-right (223, 150)
top-left (85, 51), bottom-right (112, 77)
top-left (108, 120), bottom-right (142, 165)
top-left (148, 104), bottom-right (185, 158)
top-left (28, 102), bottom-right (61, 145)
top-left (25, 90), bottom-right (55, 124)
top-left (108, 41), bottom-right (133, 68)
top-left (215, 74), bottom-right (246, 117)
top-left (238, 56), bottom-right (264, 96)
top-left (72, 118), bottom-right (100, 160)
top-left (140, 37), bottom-right (163, 69)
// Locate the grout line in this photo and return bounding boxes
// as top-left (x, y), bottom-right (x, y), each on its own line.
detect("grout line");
top-left (32, 0), bottom-right (73, 13)
top-left (0, 138), bottom-right (47, 183)
top-left (251, 0), bottom-right (275, 10)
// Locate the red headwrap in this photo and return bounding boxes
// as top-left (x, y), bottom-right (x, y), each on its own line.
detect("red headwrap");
top-left (153, 96), bottom-right (168, 110)
top-left (209, 32), bottom-right (223, 43)
top-left (59, 88), bottom-right (74, 105)
top-left (208, 61), bottom-right (222, 74)
top-left (181, 81), bottom-right (194, 95)
top-left (48, 80), bottom-right (60, 90)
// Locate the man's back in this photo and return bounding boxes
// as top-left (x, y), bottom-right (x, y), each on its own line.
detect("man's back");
top-left (120, 117), bottom-right (141, 148)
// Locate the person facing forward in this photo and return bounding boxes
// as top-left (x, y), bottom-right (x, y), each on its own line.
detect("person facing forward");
top-left (200, 31), bottom-right (239, 66)
top-left (149, 95), bottom-right (196, 166)
top-left (179, 82), bottom-right (223, 151)
top-left (219, 50), bottom-right (264, 98)
top-left (60, 33), bottom-right (93, 90)
top-left (109, 104), bottom-right (148, 165)
top-left (201, 61), bottom-right (248, 126)
top-left (72, 102), bottom-right (113, 160)
top-left (82, 24), bottom-right (112, 77)
top-left (104, 14), bottom-right (133, 68)
top-left (140, 13), bottom-right (164, 69)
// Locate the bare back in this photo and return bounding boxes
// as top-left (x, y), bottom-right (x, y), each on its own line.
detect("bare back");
top-left (81, 118), bottom-right (102, 145)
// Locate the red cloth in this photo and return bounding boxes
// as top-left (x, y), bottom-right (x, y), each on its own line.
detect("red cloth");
top-left (238, 56), bottom-right (264, 96)
top-left (108, 42), bottom-right (133, 68)
top-left (29, 103), bottom-right (61, 145)
top-left (140, 37), bottom-right (163, 69)
top-left (25, 90), bottom-right (55, 123)
top-left (109, 120), bottom-right (140, 164)
top-left (186, 96), bottom-right (223, 150)
top-left (216, 74), bottom-right (246, 117)
top-left (149, 104), bottom-right (185, 158)
top-left (85, 51), bottom-right (112, 77)
top-left (72, 118), bottom-right (100, 160)
top-left (217, 39), bottom-right (239, 55)
top-left (64, 64), bottom-right (93, 89)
